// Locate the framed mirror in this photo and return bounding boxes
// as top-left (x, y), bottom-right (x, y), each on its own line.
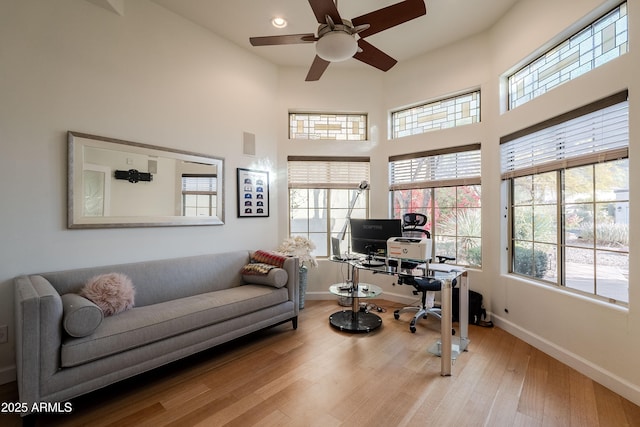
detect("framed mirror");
top-left (68, 131), bottom-right (225, 228)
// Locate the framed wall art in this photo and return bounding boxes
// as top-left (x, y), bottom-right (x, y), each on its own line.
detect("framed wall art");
top-left (237, 168), bottom-right (269, 218)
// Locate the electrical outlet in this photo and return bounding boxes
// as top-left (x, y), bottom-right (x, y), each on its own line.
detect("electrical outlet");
top-left (0, 325), bottom-right (8, 344)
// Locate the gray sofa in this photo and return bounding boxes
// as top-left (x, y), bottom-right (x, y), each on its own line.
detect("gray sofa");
top-left (14, 250), bottom-right (299, 416)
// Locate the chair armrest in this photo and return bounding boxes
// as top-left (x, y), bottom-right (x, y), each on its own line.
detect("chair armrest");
top-left (14, 275), bottom-right (64, 408)
top-left (282, 257), bottom-right (300, 313)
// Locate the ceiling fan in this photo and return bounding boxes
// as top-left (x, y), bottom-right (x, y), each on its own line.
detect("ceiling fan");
top-left (249, 0), bottom-right (427, 81)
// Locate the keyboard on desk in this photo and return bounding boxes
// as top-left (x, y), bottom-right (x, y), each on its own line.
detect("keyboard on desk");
top-left (360, 257), bottom-right (386, 268)
top-left (332, 255), bottom-right (360, 261)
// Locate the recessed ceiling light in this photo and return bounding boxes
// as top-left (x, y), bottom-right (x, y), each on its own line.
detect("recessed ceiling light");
top-left (271, 17), bottom-right (287, 29)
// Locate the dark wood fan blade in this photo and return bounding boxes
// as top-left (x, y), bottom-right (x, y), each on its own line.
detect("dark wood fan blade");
top-left (308, 0), bottom-right (341, 25)
top-left (305, 55), bottom-right (331, 81)
top-left (353, 39), bottom-right (397, 72)
top-left (250, 33), bottom-right (317, 46)
top-left (352, 0), bottom-right (426, 39)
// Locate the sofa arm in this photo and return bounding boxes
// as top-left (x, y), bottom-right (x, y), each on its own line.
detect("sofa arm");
top-left (282, 257), bottom-right (300, 313)
top-left (14, 275), bottom-right (64, 409)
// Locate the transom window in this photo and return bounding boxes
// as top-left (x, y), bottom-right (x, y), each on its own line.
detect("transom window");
top-left (289, 112), bottom-right (367, 140)
top-left (288, 157), bottom-right (370, 257)
top-left (391, 90), bottom-right (480, 139)
top-left (508, 2), bottom-right (628, 109)
top-left (501, 91), bottom-right (629, 304)
top-left (389, 144), bottom-right (482, 267)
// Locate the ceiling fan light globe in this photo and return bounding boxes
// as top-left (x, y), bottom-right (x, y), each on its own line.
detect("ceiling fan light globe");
top-left (315, 31), bottom-right (357, 62)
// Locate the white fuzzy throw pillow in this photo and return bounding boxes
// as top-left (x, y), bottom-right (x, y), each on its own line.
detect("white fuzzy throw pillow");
top-left (80, 273), bottom-right (135, 316)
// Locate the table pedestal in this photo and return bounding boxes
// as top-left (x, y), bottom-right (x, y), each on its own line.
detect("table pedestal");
top-left (329, 310), bottom-right (382, 333)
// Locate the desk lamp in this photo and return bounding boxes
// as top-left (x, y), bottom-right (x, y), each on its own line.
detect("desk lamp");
top-left (336, 180), bottom-right (370, 251)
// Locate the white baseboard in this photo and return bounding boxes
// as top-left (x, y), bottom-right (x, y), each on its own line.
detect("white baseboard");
top-left (0, 364), bottom-right (16, 385)
top-left (492, 314), bottom-right (640, 407)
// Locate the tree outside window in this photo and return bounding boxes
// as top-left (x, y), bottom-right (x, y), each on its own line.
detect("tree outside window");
top-left (389, 145), bottom-right (482, 268)
top-left (392, 185), bottom-right (482, 268)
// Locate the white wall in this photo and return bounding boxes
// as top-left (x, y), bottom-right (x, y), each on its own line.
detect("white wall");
top-left (0, 0), bottom-right (281, 381)
top-left (488, 0), bottom-right (640, 404)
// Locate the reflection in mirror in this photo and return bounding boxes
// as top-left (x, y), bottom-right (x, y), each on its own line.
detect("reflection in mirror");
top-left (68, 131), bottom-right (224, 228)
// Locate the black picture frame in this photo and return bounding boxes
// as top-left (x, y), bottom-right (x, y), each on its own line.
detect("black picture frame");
top-left (237, 168), bottom-right (269, 218)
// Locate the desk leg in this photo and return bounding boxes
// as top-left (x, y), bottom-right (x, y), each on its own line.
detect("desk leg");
top-left (459, 271), bottom-right (470, 352)
top-left (351, 266), bottom-right (359, 312)
top-left (441, 278), bottom-right (452, 376)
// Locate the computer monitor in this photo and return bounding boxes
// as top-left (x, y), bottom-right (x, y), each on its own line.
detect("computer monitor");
top-left (350, 218), bottom-right (402, 258)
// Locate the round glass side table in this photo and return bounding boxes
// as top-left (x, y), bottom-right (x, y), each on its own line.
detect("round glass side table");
top-left (328, 282), bottom-right (383, 333)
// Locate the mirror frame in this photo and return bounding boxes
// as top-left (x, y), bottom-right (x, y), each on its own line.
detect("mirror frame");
top-left (68, 131), bottom-right (225, 228)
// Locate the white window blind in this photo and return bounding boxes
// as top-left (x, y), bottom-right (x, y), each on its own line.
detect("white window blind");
top-left (389, 144), bottom-right (481, 190)
top-left (501, 91), bottom-right (628, 179)
top-left (287, 157), bottom-right (370, 189)
top-left (182, 175), bottom-right (217, 192)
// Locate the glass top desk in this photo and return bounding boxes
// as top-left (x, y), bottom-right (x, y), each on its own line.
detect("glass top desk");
top-left (330, 257), bottom-right (469, 376)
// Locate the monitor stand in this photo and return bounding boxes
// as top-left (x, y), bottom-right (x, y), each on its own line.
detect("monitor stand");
top-left (360, 250), bottom-right (385, 268)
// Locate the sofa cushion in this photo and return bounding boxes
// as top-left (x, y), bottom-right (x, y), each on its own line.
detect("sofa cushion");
top-left (242, 268), bottom-right (288, 288)
top-left (60, 285), bottom-right (288, 368)
top-left (61, 293), bottom-right (104, 337)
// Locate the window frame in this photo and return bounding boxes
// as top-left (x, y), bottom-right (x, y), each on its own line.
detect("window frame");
top-left (389, 144), bottom-right (482, 267)
top-left (390, 90), bottom-right (481, 139)
top-left (181, 174), bottom-right (218, 217)
top-left (288, 112), bottom-right (368, 141)
top-left (287, 156), bottom-right (370, 258)
top-left (501, 92), bottom-right (629, 304)
top-left (507, 2), bottom-right (628, 110)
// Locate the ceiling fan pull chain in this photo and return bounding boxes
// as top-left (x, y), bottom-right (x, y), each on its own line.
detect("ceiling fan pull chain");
top-left (325, 15), bottom-right (335, 30)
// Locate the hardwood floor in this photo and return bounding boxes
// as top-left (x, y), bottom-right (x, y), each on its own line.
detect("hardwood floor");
top-left (2, 299), bottom-right (640, 426)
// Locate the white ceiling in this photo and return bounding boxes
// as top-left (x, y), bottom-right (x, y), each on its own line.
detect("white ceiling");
top-left (151, 0), bottom-right (521, 72)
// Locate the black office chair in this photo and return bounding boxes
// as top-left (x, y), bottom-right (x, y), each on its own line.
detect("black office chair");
top-left (394, 275), bottom-right (443, 333)
top-left (401, 212), bottom-right (430, 239)
top-left (401, 212), bottom-right (456, 264)
top-left (393, 213), bottom-right (454, 333)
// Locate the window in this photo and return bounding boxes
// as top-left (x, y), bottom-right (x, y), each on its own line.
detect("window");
top-left (391, 90), bottom-right (480, 139)
top-left (288, 157), bottom-right (370, 257)
top-left (289, 112), bottom-right (367, 140)
top-left (182, 174), bottom-right (217, 217)
top-left (501, 91), bottom-right (629, 304)
top-left (389, 144), bottom-right (482, 267)
top-left (508, 3), bottom-right (628, 109)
